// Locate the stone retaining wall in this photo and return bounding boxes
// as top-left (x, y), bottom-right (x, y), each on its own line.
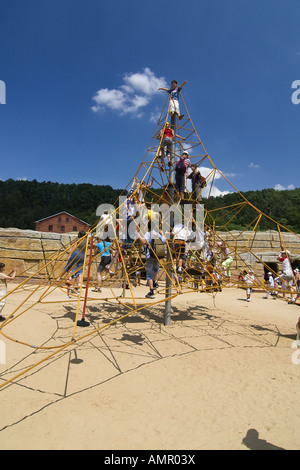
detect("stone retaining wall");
top-left (0, 228), bottom-right (300, 280)
top-left (218, 230), bottom-right (300, 277)
top-left (0, 228), bottom-right (77, 279)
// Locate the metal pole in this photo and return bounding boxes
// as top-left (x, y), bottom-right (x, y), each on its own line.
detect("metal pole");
top-left (77, 235), bottom-right (93, 327)
top-left (164, 114), bottom-right (176, 325)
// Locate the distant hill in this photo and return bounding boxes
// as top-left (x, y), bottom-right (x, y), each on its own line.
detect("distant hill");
top-left (202, 187), bottom-right (300, 232)
top-left (0, 179), bottom-right (123, 229)
top-left (0, 179), bottom-right (299, 233)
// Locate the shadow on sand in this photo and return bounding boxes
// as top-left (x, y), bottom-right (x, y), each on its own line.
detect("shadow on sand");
top-left (242, 428), bottom-right (285, 450)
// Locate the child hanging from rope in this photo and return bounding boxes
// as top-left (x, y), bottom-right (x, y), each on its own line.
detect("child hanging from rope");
top-left (217, 241), bottom-right (233, 279)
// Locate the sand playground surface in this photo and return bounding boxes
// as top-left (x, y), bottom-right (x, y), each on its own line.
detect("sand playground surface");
top-left (0, 282), bottom-right (299, 450)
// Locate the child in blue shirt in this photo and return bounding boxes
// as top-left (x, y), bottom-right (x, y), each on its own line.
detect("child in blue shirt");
top-left (158, 79), bottom-right (188, 119)
top-left (92, 238), bottom-right (112, 293)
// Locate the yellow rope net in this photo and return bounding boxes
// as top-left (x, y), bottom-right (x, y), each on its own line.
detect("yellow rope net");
top-left (0, 91), bottom-right (299, 390)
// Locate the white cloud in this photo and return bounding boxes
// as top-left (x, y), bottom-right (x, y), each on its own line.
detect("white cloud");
top-left (124, 94), bottom-right (150, 113)
top-left (122, 67), bottom-right (166, 95)
top-left (274, 183), bottom-right (295, 191)
top-left (182, 143), bottom-right (193, 154)
top-left (203, 186), bottom-right (230, 198)
top-left (92, 68), bottom-right (167, 117)
top-left (91, 88), bottom-right (126, 113)
top-left (249, 162), bottom-right (260, 169)
top-left (149, 107), bottom-right (161, 124)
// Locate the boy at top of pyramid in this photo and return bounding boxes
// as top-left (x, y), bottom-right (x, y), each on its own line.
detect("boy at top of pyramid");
top-left (158, 79), bottom-right (187, 120)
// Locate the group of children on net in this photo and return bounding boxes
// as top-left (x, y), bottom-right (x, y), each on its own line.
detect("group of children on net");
top-left (1, 79), bottom-right (299, 313)
top-left (0, 214), bottom-right (299, 317)
top-left (1, 231), bottom-right (298, 317)
top-left (238, 248), bottom-right (300, 303)
top-left (59, 202), bottom-right (300, 304)
top-left (61, 210), bottom-right (300, 306)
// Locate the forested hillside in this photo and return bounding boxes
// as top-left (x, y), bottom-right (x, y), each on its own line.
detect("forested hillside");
top-left (0, 179), bottom-right (299, 233)
top-left (0, 179), bottom-right (123, 229)
top-left (204, 188), bottom-right (300, 232)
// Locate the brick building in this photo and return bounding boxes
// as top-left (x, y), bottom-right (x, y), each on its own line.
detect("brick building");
top-left (35, 211), bottom-right (90, 233)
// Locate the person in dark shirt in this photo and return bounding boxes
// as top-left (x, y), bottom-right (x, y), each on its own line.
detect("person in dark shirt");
top-left (63, 230), bottom-right (87, 289)
top-left (187, 164), bottom-right (206, 201)
top-left (175, 151), bottom-right (191, 200)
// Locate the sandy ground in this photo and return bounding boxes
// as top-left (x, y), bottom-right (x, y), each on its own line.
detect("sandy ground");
top-left (0, 281), bottom-right (299, 450)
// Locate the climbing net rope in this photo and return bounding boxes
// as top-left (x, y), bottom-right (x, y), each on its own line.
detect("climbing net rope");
top-left (0, 91), bottom-right (299, 389)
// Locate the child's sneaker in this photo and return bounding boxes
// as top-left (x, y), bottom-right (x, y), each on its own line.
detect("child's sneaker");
top-left (92, 287), bottom-right (101, 293)
top-left (145, 292), bottom-right (155, 299)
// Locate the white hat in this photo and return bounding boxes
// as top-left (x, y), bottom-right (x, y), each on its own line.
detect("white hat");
top-left (182, 150), bottom-right (189, 156)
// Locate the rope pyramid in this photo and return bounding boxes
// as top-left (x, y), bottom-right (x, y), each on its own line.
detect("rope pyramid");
top-left (0, 88), bottom-right (299, 388)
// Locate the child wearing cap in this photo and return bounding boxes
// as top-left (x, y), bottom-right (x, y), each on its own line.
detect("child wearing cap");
top-left (175, 151), bottom-right (191, 200)
top-left (275, 246), bottom-right (294, 302)
top-left (263, 272), bottom-right (277, 299)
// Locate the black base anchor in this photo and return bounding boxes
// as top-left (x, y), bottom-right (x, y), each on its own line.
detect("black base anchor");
top-left (77, 318), bottom-right (90, 327)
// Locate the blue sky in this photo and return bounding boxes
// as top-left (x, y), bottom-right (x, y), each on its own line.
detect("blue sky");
top-left (1, 0), bottom-right (300, 195)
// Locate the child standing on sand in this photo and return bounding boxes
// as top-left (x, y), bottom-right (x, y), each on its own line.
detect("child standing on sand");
top-left (243, 269), bottom-right (255, 302)
top-left (0, 263), bottom-right (16, 321)
top-left (263, 272), bottom-right (277, 299)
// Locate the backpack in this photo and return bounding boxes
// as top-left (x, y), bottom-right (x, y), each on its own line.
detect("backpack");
top-left (176, 159), bottom-right (186, 173)
top-left (200, 176), bottom-right (207, 188)
top-left (150, 237), bottom-right (166, 259)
